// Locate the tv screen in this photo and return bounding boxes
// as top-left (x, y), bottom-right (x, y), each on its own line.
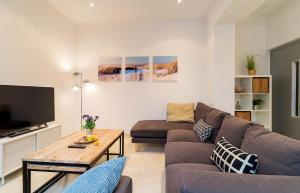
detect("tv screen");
top-left (0, 85), bottom-right (55, 130)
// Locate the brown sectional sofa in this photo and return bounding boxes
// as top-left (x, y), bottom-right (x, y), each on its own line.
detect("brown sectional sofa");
top-left (130, 102), bottom-right (300, 193)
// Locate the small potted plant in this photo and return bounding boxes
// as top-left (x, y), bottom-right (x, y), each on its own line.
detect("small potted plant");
top-left (253, 99), bottom-right (264, 110)
top-left (82, 114), bottom-right (99, 135)
top-left (246, 55), bottom-right (256, 75)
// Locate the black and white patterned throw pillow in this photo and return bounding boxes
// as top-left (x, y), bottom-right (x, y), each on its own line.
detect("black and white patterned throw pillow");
top-left (193, 119), bottom-right (213, 142)
top-left (210, 137), bottom-right (258, 174)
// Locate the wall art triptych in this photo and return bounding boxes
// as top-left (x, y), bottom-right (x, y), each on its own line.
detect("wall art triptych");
top-left (98, 56), bottom-right (178, 82)
top-left (153, 56), bottom-right (178, 81)
top-left (98, 57), bottom-right (122, 81)
top-left (125, 56), bottom-right (150, 81)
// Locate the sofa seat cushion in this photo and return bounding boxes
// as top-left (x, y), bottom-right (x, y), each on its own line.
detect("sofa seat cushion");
top-left (179, 170), bottom-right (300, 193)
top-left (132, 137), bottom-right (166, 144)
top-left (167, 129), bottom-right (200, 143)
top-left (215, 115), bottom-right (258, 148)
top-left (166, 163), bottom-right (220, 193)
top-left (130, 120), bottom-right (193, 139)
top-left (241, 126), bottom-right (300, 176)
top-left (194, 103), bottom-right (214, 122)
top-left (165, 142), bottom-right (215, 166)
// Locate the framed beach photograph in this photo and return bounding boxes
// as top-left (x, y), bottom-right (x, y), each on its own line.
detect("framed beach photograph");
top-left (153, 56), bottom-right (178, 81)
top-left (98, 57), bottom-right (122, 81)
top-left (125, 56), bottom-right (150, 81)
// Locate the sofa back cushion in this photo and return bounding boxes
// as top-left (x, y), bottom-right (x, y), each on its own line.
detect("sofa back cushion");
top-left (194, 103), bottom-right (214, 123)
top-left (205, 109), bottom-right (229, 142)
top-left (241, 126), bottom-right (300, 176)
top-left (215, 115), bottom-right (256, 148)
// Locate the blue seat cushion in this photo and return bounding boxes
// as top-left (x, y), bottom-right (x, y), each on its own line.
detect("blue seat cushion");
top-left (63, 157), bottom-right (126, 193)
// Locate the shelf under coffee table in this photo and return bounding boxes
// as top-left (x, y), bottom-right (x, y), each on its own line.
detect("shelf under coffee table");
top-left (22, 129), bottom-right (124, 193)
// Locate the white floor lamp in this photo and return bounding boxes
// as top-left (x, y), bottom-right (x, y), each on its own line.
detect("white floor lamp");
top-left (72, 72), bottom-right (90, 130)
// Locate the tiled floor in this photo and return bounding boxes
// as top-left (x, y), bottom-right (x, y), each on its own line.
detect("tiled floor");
top-left (0, 135), bottom-right (166, 193)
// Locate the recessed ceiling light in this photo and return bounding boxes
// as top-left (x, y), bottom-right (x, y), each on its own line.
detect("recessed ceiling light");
top-left (178, 0), bottom-right (182, 4)
top-left (89, 2), bottom-right (95, 8)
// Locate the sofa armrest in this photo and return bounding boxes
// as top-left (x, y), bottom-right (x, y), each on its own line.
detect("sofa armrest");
top-left (179, 170), bottom-right (300, 193)
top-left (113, 176), bottom-right (132, 193)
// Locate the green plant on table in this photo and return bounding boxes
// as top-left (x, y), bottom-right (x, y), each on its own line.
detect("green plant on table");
top-left (82, 114), bottom-right (99, 130)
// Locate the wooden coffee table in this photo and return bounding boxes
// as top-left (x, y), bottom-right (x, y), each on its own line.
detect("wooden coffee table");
top-left (22, 129), bottom-right (124, 193)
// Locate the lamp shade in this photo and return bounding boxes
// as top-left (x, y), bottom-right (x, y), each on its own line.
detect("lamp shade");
top-left (72, 85), bottom-right (80, 91)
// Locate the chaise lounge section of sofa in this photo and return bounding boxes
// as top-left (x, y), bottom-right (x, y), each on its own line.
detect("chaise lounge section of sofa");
top-left (130, 103), bottom-right (225, 144)
top-left (130, 120), bottom-right (194, 144)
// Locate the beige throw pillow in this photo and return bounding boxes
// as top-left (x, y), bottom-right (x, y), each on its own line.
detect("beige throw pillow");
top-left (167, 103), bottom-right (195, 123)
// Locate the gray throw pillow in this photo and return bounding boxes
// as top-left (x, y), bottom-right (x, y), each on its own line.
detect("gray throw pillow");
top-left (193, 119), bottom-right (213, 142)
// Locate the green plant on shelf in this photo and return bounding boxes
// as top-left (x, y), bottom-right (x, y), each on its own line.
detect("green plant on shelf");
top-left (253, 99), bottom-right (264, 106)
top-left (253, 99), bottom-right (264, 110)
top-left (246, 55), bottom-right (256, 71)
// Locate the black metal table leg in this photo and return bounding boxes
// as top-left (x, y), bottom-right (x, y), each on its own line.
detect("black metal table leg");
top-left (107, 149), bottom-right (110, 161)
top-left (119, 135), bottom-right (122, 157)
top-left (33, 173), bottom-right (65, 193)
top-left (23, 161), bottom-right (31, 193)
top-left (121, 132), bottom-right (124, 156)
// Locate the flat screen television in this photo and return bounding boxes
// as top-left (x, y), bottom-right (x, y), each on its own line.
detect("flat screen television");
top-left (0, 85), bottom-right (55, 134)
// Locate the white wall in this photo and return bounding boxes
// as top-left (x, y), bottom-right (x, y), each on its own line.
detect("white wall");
top-left (235, 0), bottom-right (300, 75)
top-left (267, 0), bottom-right (300, 49)
top-left (0, 0), bottom-right (78, 135)
top-left (75, 21), bottom-right (209, 132)
top-left (206, 0), bottom-right (235, 113)
top-left (206, 1), bottom-right (231, 107)
top-left (212, 24), bottom-right (235, 113)
top-left (0, 0), bottom-right (247, 135)
top-left (236, 16), bottom-right (270, 75)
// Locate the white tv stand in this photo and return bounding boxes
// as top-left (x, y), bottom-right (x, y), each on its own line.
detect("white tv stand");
top-left (0, 123), bottom-right (61, 185)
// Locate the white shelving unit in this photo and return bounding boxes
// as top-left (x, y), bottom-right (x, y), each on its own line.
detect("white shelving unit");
top-left (235, 75), bottom-right (272, 130)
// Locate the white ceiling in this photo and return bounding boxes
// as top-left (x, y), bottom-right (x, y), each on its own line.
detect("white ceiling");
top-left (251, 0), bottom-right (288, 17)
top-left (45, 0), bottom-right (218, 24)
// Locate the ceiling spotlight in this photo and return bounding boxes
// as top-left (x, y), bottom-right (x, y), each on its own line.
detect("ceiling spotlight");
top-left (89, 2), bottom-right (95, 8)
top-left (178, 0), bottom-right (182, 4)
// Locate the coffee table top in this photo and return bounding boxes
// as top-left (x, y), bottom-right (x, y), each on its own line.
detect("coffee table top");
top-left (23, 129), bottom-right (123, 165)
